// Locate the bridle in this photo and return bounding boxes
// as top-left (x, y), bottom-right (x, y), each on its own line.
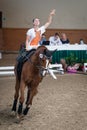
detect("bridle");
top-left (26, 47), bottom-right (57, 79)
top-left (28, 53), bottom-right (51, 77)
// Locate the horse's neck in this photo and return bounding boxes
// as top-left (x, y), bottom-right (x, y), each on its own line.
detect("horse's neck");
top-left (30, 46), bottom-right (46, 65)
top-left (31, 53), bottom-right (40, 65)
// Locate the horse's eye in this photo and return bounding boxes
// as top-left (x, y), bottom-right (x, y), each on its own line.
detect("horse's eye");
top-left (39, 54), bottom-right (44, 59)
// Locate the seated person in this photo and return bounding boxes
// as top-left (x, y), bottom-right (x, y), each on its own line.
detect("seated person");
top-left (49, 33), bottom-right (62, 46)
top-left (60, 33), bottom-right (70, 44)
top-left (39, 33), bottom-right (47, 45)
top-left (79, 39), bottom-right (85, 45)
top-left (60, 58), bottom-right (67, 72)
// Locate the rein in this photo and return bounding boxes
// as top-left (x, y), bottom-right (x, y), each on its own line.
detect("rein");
top-left (28, 57), bottom-right (47, 70)
top-left (28, 55), bottom-right (49, 77)
top-left (26, 47), bottom-right (52, 77)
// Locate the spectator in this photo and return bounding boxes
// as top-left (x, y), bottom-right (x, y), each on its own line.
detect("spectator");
top-left (60, 33), bottom-right (70, 44)
top-left (49, 33), bottom-right (62, 46)
top-left (79, 39), bottom-right (85, 45)
top-left (60, 58), bottom-right (67, 72)
top-left (39, 33), bottom-right (47, 45)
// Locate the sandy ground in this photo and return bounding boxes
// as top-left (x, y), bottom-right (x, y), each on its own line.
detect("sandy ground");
top-left (0, 54), bottom-right (87, 130)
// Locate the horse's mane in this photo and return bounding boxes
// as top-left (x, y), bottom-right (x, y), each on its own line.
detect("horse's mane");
top-left (36, 45), bottom-right (47, 51)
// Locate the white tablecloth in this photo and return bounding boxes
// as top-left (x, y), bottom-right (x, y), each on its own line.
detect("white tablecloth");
top-left (46, 44), bottom-right (87, 51)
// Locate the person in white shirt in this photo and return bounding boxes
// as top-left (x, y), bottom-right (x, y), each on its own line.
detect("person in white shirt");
top-left (17, 9), bottom-right (56, 62)
top-left (49, 33), bottom-right (62, 46)
top-left (26, 9), bottom-right (56, 50)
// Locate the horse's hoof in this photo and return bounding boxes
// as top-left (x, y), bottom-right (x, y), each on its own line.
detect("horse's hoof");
top-left (23, 107), bottom-right (29, 115)
top-left (17, 114), bottom-right (24, 120)
top-left (15, 117), bottom-right (21, 124)
top-left (17, 114), bottom-right (20, 119)
top-left (10, 111), bottom-right (16, 117)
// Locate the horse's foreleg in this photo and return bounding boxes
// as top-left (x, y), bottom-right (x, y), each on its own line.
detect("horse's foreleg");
top-left (23, 87), bottom-right (38, 115)
top-left (23, 88), bottom-right (31, 115)
top-left (17, 81), bottom-right (25, 116)
top-left (29, 87), bottom-right (38, 105)
top-left (12, 78), bottom-right (20, 113)
top-left (25, 87), bottom-right (31, 105)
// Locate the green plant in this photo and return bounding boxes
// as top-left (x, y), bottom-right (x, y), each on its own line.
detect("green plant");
top-left (80, 59), bottom-right (87, 64)
top-left (65, 53), bottom-right (78, 66)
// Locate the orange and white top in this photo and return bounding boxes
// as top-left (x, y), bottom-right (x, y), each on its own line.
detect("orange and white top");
top-left (26, 26), bottom-right (45, 48)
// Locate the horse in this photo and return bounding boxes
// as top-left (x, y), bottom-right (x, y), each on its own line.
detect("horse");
top-left (11, 45), bottom-right (56, 119)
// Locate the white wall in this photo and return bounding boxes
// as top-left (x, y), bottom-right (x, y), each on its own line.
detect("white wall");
top-left (0, 0), bottom-right (87, 29)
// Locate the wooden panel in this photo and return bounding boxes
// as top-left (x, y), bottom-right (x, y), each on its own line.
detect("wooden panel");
top-left (46, 29), bottom-right (87, 44)
top-left (0, 29), bottom-right (4, 50)
top-left (2, 28), bottom-right (87, 51)
top-left (3, 28), bottom-right (27, 51)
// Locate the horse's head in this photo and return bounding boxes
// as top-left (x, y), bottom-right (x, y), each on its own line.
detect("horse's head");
top-left (34, 46), bottom-right (56, 77)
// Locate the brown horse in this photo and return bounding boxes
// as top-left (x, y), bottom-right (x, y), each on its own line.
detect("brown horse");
top-left (11, 45), bottom-right (55, 119)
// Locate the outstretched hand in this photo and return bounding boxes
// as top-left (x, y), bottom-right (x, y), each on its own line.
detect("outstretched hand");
top-left (50, 9), bottom-right (56, 16)
top-left (44, 9), bottom-right (56, 29)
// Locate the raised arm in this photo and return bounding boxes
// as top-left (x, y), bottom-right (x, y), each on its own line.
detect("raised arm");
top-left (44, 9), bottom-right (56, 29)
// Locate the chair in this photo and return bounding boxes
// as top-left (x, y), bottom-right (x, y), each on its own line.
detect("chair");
top-left (83, 63), bottom-right (87, 72)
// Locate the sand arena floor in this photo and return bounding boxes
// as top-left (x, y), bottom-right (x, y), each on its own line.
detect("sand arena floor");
top-left (0, 53), bottom-right (87, 130)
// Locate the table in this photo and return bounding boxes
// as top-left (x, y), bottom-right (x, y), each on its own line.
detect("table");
top-left (46, 44), bottom-right (87, 64)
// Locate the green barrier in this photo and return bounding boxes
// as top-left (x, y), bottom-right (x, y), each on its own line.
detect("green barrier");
top-left (52, 50), bottom-right (87, 64)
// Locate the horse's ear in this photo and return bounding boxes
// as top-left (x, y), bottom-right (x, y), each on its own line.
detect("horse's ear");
top-left (44, 49), bottom-right (57, 58)
top-left (51, 49), bottom-right (57, 54)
